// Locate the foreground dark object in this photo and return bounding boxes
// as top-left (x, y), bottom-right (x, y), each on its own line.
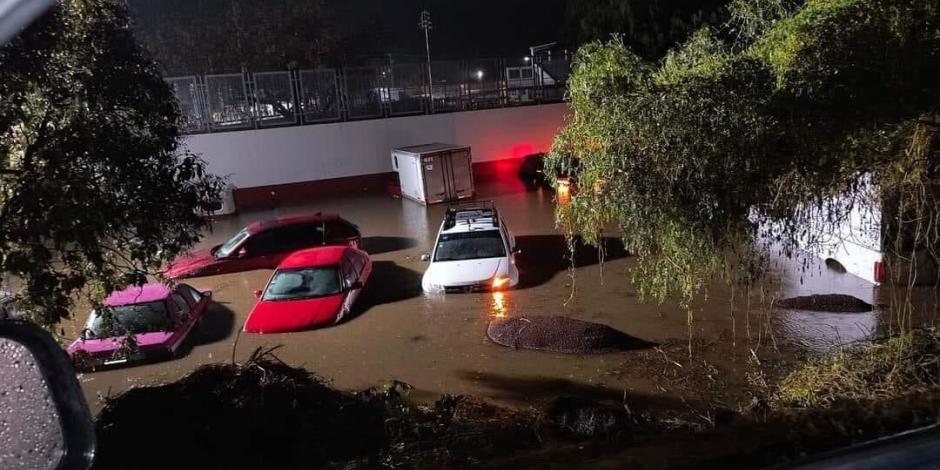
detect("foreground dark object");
top-left (93, 348), bottom-right (539, 469)
top-left (487, 316), bottom-right (654, 354)
top-left (777, 294), bottom-right (874, 313)
top-left (93, 349), bottom-right (387, 469)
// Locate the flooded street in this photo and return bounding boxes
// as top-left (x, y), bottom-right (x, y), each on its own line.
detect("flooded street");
top-left (69, 170), bottom-right (935, 413)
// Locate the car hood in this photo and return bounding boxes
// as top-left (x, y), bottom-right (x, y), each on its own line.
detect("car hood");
top-left (67, 331), bottom-right (175, 357)
top-left (243, 294), bottom-right (345, 334)
top-left (164, 248), bottom-right (219, 279)
top-left (424, 257), bottom-right (504, 286)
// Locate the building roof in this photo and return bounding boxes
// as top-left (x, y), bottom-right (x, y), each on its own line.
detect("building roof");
top-left (104, 283), bottom-right (173, 306)
top-left (246, 213), bottom-right (339, 234)
top-left (394, 143), bottom-right (469, 155)
top-left (277, 246), bottom-right (349, 269)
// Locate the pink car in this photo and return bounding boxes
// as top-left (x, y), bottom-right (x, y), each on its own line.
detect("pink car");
top-left (67, 283), bottom-right (210, 370)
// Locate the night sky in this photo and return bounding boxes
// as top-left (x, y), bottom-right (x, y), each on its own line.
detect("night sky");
top-left (329, 0), bottom-right (568, 60)
top-left (127, 0), bottom-right (727, 72)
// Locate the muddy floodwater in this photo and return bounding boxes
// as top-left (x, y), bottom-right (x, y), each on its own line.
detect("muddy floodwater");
top-left (67, 171), bottom-right (933, 413)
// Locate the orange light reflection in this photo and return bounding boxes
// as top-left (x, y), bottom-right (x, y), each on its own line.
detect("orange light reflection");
top-left (491, 291), bottom-right (507, 319)
top-left (556, 179), bottom-right (571, 206)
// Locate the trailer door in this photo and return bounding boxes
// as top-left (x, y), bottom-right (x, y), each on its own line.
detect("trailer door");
top-left (448, 149), bottom-right (474, 200)
top-left (422, 153), bottom-right (449, 204)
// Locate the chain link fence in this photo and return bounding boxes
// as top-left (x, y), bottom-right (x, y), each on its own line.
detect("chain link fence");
top-left (167, 56), bottom-right (569, 134)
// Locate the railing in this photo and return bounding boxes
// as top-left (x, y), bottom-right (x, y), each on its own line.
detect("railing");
top-left (166, 56), bottom-right (571, 134)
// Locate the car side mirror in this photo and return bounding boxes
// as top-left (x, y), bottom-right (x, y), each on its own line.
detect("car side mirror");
top-left (253, 290), bottom-right (262, 299)
top-left (420, 253), bottom-right (431, 262)
top-left (236, 247), bottom-right (248, 258)
top-left (0, 320), bottom-right (95, 470)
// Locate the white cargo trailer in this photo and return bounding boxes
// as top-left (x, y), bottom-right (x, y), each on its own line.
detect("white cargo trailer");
top-left (391, 143), bottom-right (475, 205)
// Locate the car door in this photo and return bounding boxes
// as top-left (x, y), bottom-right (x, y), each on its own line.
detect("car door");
top-left (325, 219), bottom-right (361, 248)
top-left (338, 254), bottom-right (361, 321)
top-left (237, 229), bottom-right (281, 270)
top-left (353, 250), bottom-right (372, 285)
top-left (179, 284), bottom-right (209, 321)
top-left (270, 223), bottom-right (326, 264)
top-left (167, 293), bottom-right (193, 353)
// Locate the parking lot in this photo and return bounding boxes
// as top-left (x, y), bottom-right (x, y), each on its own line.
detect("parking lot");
top-left (71, 170), bottom-right (885, 412)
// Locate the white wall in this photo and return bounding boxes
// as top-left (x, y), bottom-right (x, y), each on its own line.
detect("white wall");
top-left (185, 103), bottom-right (569, 189)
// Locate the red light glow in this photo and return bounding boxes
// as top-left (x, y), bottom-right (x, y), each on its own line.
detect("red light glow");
top-left (511, 143), bottom-right (534, 159)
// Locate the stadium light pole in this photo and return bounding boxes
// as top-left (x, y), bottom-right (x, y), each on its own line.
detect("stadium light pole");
top-left (419, 10), bottom-right (434, 112)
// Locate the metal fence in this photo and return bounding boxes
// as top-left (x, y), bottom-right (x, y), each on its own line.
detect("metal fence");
top-left (167, 56), bottom-right (571, 134)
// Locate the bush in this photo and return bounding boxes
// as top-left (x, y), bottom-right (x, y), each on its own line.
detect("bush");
top-left (778, 329), bottom-right (940, 408)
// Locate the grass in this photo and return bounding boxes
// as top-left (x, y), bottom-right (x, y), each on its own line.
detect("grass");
top-left (777, 328), bottom-right (940, 408)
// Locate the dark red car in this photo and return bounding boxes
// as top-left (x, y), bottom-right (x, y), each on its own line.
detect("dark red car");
top-left (165, 214), bottom-right (361, 279)
top-left (243, 246), bottom-right (373, 334)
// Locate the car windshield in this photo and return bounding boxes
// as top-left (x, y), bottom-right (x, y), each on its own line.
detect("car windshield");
top-left (262, 267), bottom-right (343, 301)
top-left (85, 301), bottom-right (172, 339)
top-left (434, 230), bottom-right (506, 262)
top-left (215, 228), bottom-right (250, 258)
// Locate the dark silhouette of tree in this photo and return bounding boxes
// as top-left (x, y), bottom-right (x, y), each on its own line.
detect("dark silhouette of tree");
top-left (565, 0), bottom-right (730, 58)
top-left (127, 0), bottom-right (335, 74)
top-left (0, 0), bottom-right (224, 325)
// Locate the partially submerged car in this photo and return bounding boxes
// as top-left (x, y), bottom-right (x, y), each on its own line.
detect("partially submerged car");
top-left (165, 214), bottom-right (361, 279)
top-left (421, 202), bottom-right (520, 293)
top-left (517, 152), bottom-right (579, 191)
top-left (243, 246), bottom-right (372, 334)
top-left (67, 283), bottom-right (210, 369)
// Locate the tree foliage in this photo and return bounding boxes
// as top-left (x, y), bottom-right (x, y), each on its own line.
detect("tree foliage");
top-left (0, 0), bottom-right (224, 326)
top-left (565, 0), bottom-right (730, 58)
top-left (549, 0), bottom-right (940, 306)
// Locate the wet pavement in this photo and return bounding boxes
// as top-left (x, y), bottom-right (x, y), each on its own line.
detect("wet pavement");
top-left (66, 171), bottom-right (936, 413)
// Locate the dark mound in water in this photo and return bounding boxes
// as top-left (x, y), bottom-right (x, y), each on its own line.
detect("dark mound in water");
top-left (776, 294), bottom-right (874, 313)
top-left (93, 348), bottom-right (387, 470)
top-left (487, 316), bottom-right (654, 354)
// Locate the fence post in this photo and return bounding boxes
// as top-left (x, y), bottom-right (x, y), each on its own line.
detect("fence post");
top-left (338, 67), bottom-right (348, 122)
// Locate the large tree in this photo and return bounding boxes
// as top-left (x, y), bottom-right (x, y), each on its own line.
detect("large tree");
top-left (549, 0), bottom-right (940, 306)
top-left (0, 0), bottom-right (223, 326)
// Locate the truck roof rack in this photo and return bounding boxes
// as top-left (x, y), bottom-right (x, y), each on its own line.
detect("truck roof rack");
top-left (443, 200), bottom-right (499, 230)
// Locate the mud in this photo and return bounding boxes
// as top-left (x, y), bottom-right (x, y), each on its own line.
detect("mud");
top-left (65, 172), bottom-right (938, 416)
top-left (776, 294), bottom-right (874, 312)
top-left (92, 348), bottom-right (387, 470)
top-left (487, 315), bottom-right (655, 353)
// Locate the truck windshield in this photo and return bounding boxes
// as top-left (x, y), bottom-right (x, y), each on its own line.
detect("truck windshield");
top-left (434, 231), bottom-right (506, 262)
top-left (263, 267), bottom-right (343, 301)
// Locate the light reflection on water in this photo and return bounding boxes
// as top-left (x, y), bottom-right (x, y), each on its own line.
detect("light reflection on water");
top-left (490, 291), bottom-right (508, 319)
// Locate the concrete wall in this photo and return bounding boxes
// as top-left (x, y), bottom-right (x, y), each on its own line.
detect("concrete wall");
top-left (185, 103), bottom-right (569, 189)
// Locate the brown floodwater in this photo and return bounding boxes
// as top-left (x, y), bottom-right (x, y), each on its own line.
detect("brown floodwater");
top-left (66, 173), bottom-right (937, 413)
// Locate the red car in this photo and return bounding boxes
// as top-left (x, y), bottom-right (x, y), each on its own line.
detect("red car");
top-left (165, 214), bottom-right (361, 279)
top-left (243, 246), bottom-right (372, 334)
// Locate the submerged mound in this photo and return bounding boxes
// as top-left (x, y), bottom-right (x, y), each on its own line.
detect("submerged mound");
top-left (93, 348), bottom-right (387, 470)
top-left (487, 316), bottom-right (654, 354)
top-left (776, 294), bottom-right (873, 313)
